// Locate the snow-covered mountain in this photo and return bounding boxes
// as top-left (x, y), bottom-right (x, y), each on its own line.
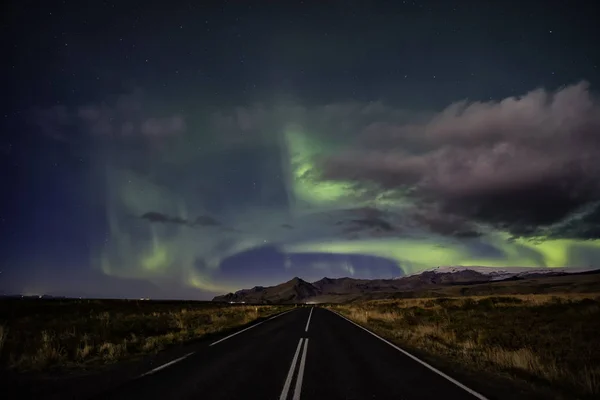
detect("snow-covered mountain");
top-left (404, 266), bottom-right (595, 281)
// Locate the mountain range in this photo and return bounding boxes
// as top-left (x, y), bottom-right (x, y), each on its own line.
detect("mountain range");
top-left (212, 266), bottom-right (600, 304)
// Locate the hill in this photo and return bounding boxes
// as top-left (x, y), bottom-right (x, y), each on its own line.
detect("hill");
top-left (212, 267), bottom-right (600, 304)
top-left (212, 277), bottom-right (321, 303)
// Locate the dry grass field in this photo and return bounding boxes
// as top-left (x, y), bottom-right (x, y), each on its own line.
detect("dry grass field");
top-left (329, 293), bottom-right (600, 400)
top-left (0, 298), bottom-right (290, 371)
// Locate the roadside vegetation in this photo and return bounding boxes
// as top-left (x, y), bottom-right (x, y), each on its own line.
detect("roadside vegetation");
top-left (0, 299), bottom-right (289, 371)
top-left (329, 293), bottom-right (600, 400)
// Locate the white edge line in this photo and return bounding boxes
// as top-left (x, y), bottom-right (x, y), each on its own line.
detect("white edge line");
top-left (139, 352), bottom-right (194, 377)
top-left (210, 320), bottom-right (267, 346)
top-left (292, 338), bottom-right (309, 400)
top-left (329, 309), bottom-right (489, 400)
top-left (210, 308), bottom-right (295, 346)
top-left (304, 307), bottom-right (314, 332)
top-left (279, 338), bottom-right (304, 400)
top-left (269, 308), bottom-right (295, 321)
top-left (137, 308), bottom-right (296, 378)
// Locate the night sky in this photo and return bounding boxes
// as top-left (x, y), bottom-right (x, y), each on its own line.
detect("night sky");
top-left (2, 0), bottom-right (599, 299)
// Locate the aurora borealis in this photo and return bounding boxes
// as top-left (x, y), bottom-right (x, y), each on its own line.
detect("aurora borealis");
top-left (2, 1), bottom-right (600, 299)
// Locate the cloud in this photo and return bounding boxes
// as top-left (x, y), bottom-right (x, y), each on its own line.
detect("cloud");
top-left (140, 211), bottom-right (221, 228)
top-left (534, 202), bottom-right (600, 240)
top-left (332, 207), bottom-right (398, 236)
top-left (192, 215), bottom-right (221, 226)
top-left (324, 81), bottom-right (600, 238)
top-left (140, 116), bottom-right (186, 137)
top-left (32, 91), bottom-right (185, 142)
top-left (408, 207), bottom-right (483, 238)
top-left (140, 211), bottom-right (174, 224)
top-left (32, 105), bottom-right (72, 141)
top-left (346, 217), bottom-right (394, 232)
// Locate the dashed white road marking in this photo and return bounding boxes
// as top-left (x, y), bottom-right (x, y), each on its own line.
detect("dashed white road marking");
top-left (292, 338), bottom-right (309, 400)
top-left (210, 308), bottom-right (296, 346)
top-left (329, 309), bottom-right (490, 400)
top-left (139, 352), bottom-right (194, 377)
top-left (280, 338), bottom-right (304, 400)
top-left (304, 307), bottom-right (313, 332)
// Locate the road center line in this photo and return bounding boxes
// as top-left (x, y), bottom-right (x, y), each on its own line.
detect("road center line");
top-left (139, 352), bottom-right (194, 377)
top-left (292, 338), bottom-right (309, 400)
top-left (210, 308), bottom-right (295, 346)
top-left (280, 338), bottom-right (304, 400)
top-left (329, 309), bottom-right (489, 400)
top-left (304, 307), bottom-right (313, 332)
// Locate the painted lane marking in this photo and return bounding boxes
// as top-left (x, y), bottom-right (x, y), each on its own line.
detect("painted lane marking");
top-left (137, 308), bottom-right (297, 379)
top-left (269, 308), bottom-right (295, 321)
top-left (209, 320), bottom-right (267, 346)
top-left (280, 338), bottom-right (304, 400)
top-left (139, 352), bottom-right (194, 377)
top-left (210, 308), bottom-right (296, 346)
top-left (329, 309), bottom-right (489, 400)
top-left (304, 307), bottom-right (314, 332)
top-left (292, 338), bottom-right (309, 400)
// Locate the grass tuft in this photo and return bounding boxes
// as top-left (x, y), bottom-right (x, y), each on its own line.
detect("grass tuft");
top-left (0, 325), bottom-right (7, 355)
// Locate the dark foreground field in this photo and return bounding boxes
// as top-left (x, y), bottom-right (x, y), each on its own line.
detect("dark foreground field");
top-left (1, 293), bottom-right (599, 400)
top-left (0, 298), bottom-right (289, 371)
top-left (330, 293), bottom-right (600, 400)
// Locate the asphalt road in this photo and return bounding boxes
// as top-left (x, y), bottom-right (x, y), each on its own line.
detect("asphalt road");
top-left (94, 307), bottom-right (488, 400)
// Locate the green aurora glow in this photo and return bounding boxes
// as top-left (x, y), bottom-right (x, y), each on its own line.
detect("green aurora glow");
top-left (93, 115), bottom-right (600, 295)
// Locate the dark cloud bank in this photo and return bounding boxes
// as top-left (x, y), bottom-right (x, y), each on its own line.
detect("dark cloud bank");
top-left (324, 82), bottom-right (600, 239)
top-left (35, 81), bottom-right (600, 243)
